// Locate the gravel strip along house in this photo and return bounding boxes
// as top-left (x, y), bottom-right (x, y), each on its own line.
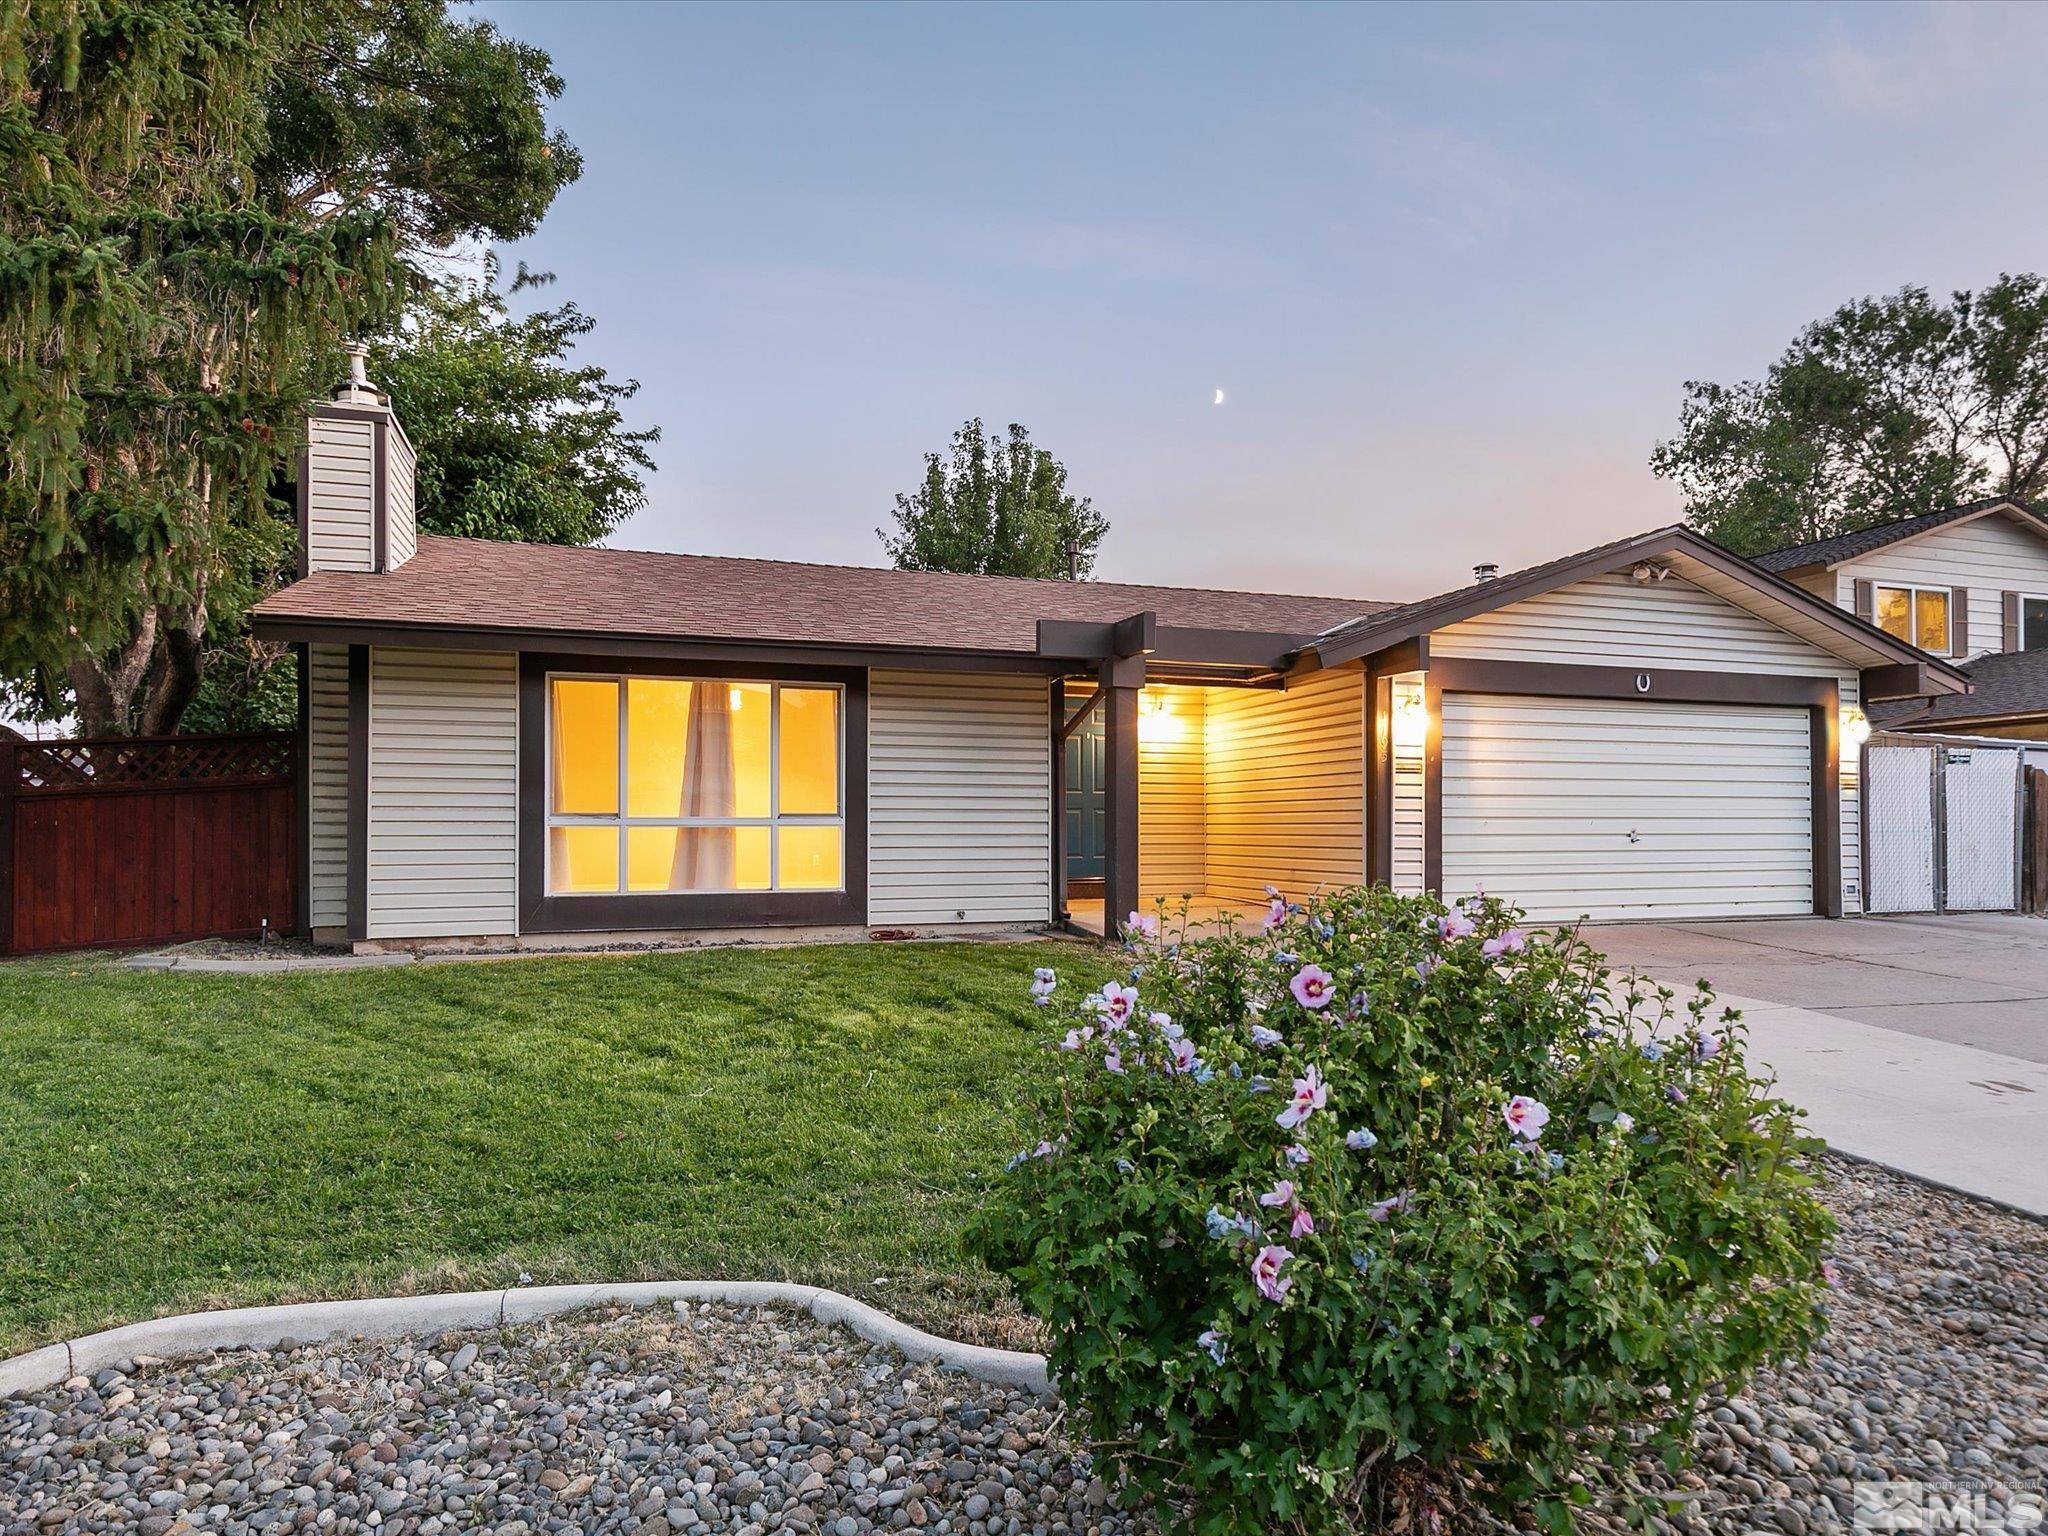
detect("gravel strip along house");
top-left (251, 356), bottom-right (1971, 945)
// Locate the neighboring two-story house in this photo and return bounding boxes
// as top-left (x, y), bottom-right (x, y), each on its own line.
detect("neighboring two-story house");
top-left (1755, 497), bottom-right (2048, 741)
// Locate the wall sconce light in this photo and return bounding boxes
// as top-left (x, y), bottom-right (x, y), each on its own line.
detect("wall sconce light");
top-left (1840, 705), bottom-right (1871, 754)
top-left (1139, 689), bottom-right (1181, 744)
top-left (1391, 688), bottom-right (1428, 752)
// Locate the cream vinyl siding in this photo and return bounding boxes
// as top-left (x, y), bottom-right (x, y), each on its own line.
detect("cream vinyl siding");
top-left (305, 414), bottom-right (376, 572)
top-left (385, 425), bottom-right (417, 569)
top-left (868, 670), bottom-right (1052, 926)
top-left (1390, 676), bottom-right (1424, 895)
top-left (365, 648), bottom-right (518, 940)
top-left (1443, 696), bottom-right (1814, 922)
top-left (1204, 670), bottom-right (1363, 906)
top-left (1434, 571), bottom-right (1862, 911)
top-left (1140, 686), bottom-right (1207, 903)
top-left (306, 644), bottom-right (351, 932)
top-left (1826, 513), bottom-right (2048, 657)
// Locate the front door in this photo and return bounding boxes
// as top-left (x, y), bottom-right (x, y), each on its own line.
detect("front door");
top-left (1065, 707), bottom-right (1107, 886)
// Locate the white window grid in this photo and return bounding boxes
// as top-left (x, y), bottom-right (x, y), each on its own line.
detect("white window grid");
top-left (545, 673), bottom-right (846, 895)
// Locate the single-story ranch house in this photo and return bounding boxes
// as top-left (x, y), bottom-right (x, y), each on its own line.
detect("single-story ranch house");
top-left (249, 367), bottom-right (1971, 949)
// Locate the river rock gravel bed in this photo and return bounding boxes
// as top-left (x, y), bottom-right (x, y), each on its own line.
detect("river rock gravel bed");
top-left (3, 1158), bottom-right (2043, 1536)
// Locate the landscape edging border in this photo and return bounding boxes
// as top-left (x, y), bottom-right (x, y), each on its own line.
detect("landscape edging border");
top-left (0, 1281), bottom-right (1051, 1399)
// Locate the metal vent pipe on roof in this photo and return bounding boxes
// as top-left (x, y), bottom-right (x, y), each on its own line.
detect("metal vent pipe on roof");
top-left (1473, 562), bottom-right (1499, 583)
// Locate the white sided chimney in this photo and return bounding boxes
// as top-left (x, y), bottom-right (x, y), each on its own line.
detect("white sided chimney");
top-left (300, 344), bottom-right (417, 576)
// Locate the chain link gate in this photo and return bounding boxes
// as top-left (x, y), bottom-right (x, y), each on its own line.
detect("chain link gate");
top-left (1860, 732), bottom-right (2028, 914)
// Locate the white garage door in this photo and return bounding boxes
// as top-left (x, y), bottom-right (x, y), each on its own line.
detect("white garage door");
top-left (1442, 694), bottom-right (1813, 922)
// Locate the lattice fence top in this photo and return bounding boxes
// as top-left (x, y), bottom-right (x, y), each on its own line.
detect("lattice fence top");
top-left (10, 732), bottom-right (295, 793)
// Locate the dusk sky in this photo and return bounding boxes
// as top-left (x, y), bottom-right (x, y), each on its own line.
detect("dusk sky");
top-left (477, 1), bottom-right (2048, 603)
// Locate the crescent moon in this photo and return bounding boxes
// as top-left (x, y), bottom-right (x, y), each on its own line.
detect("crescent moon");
top-left (1213, 388), bottom-right (1226, 405)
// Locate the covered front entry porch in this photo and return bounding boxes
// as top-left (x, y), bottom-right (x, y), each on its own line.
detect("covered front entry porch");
top-left (1051, 670), bottom-right (1381, 934)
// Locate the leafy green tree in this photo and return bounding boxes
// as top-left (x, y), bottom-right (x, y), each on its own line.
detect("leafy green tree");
top-left (0, 1), bottom-right (578, 737)
top-left (1652, 277), bottom-right (2048, 555)
top-left (880, 419), bottom-right (1108, 578)
top-left (372, 259), bottom-right (658, 546)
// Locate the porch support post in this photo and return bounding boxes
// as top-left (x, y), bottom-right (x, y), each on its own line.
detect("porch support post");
top-left (1100, 654), bottom-right (1143, 938)
top-left (1811, 681), bottom-right (1842, 918)
top-left (1049, 677), bottom-right (1068, 925)
top-left (1365, 671), bottom-right (1395, 887)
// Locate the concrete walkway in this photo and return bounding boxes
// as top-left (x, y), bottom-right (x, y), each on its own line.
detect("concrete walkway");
top-left (1591, 916), bottom-right (2048, 1217)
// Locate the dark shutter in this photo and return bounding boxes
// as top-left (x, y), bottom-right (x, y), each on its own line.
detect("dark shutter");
top-left (1854, 579), bottom-right (1874, 623)
top-left (2006, 591), bottom-right (2023, 653)
top-left (1949, 587), bottom-right (1966, 654)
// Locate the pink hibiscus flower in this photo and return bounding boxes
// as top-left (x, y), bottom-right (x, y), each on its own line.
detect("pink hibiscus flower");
top-left (1257, 1178), bottom-right (1296, 1209)
top-left (1095, 982), bottom-right (1139, 1028)
top-left (1261, 897), bottom-right (1289, 932)
top-left (1275, 1064), bottom-right (1328, 1129)
top-left (1437, 907), bottom-right (1475, 941)
top-left (1251, 1243), bottom-right (1294, 1301)
top-left (1480, 927), bottom-right (1528, 960)
top-left (1125, 910), bottom-right (1159, 941)
top-left (1503, 1094), bottom-right (1551, 1141)
top-left (1290, 1206), bottom-right (1315, 1239)
top-left (1289, 964), bottom-right (1334, 1009)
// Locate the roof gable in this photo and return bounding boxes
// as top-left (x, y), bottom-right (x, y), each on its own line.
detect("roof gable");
top-left (1752, 498), bottom-right (2048, 575)
top-left (1301, 525), bottom-right (1972, 691)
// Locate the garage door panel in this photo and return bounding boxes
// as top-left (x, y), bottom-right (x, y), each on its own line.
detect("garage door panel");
top-left (1442, 694), bottom-right (1812, 922)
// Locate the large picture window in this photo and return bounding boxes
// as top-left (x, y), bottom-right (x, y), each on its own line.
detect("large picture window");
top-left (546, 675), bottom-right (844, 896)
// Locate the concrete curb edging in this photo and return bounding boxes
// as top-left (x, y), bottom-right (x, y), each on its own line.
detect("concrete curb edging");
top-left (0, 1281), bottom-right (1051, 1400)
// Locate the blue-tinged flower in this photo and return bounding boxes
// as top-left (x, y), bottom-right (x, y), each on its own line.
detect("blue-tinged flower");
top-left (1347, 990), bottom-right (1371, 1018)
top-left (1283, 1142), bottom-right (1311, 1165)
top-left (1250, 1024), bottom-right (1284, 1050)
top-left (1196, 1328), bottom-right (1227, 1366)
top-left (1206, 1206), bottom-right (1258, 1242)
top-left (1345, 1126), bottom-right (1379, 1152)
top-left (1349, 1247), bottom-right (1375, 1274)
top-left (1693, 1029), bottom-right (1721, 1062)
top-left (1029, 967), bottom-right (1057, 1005)
top-left (1583, 1020), bottom-right (1609, 1042)
top-left (1611, 1111), bottom-right (1635, 1133)
top-left (1115, 1158), bottom-right (1134, 1173)
top-left (1310, 916), bottom-right (1336, 941)
top-left (1228, 1062), bottom-right (1243, 1080)
top-left (1274, 950), bottom-right (1300, 967)
top-left (1666, 1084), bottom-right (1688, 1105)
top-left (1640, 1039), bottom-right (1665, 1062)
top-left (1005, 1149), bottom-right (1030, 1172)
top-left (1104, 1047), bottom-right (1125, 1075)
top-left (1247, 1075), bottom-right (1273, 1094)
top-left (1414, 957), bottom-right (1439, 984)
top-left (1190, 1060), bottom-right (1215, 1085)
top-left (1151, 1012), bottom-right (1182, 1040)
top-left (1546, 1151), bottom-right (1564, 1171)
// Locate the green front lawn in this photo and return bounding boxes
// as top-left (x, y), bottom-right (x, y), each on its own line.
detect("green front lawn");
top-left (0, 939), bottom-right (1110, 1356)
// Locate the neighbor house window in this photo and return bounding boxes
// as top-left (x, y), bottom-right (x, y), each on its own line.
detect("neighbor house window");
top-left (2022, 595), bottom-right (2048, 651)
top-left (546, 676), bottom-right (843, 896)
top-left (1872, 584), bottom-right (1951, 654)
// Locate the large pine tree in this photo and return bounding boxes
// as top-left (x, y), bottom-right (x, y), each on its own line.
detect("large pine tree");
top-left (0, 1), bottom-right (579, 735)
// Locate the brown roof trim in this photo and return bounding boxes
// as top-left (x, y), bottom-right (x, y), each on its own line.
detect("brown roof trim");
top-left (1300, 525), bottom-right (1973, 692)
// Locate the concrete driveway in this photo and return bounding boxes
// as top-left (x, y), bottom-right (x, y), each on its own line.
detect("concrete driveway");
top-left (1590, 912), bottom-right (2048, 1060)
top-left (1587, 914), bottom-right (2048, 1217)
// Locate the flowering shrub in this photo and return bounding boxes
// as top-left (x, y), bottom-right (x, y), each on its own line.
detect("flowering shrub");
top-left (975, 885), bottom-right (1834, 1534)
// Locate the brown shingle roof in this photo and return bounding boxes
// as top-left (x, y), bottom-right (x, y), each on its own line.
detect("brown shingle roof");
top-left (252, 536), bottom-right (1393, 654)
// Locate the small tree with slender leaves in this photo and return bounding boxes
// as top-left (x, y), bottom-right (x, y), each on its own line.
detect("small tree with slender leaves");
top-left (880, 418), bottom-right (1108, 579)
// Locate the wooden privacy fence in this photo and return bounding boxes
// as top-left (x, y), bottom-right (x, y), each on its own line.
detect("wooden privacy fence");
top-left (1, 732), bottom-right (298, 955)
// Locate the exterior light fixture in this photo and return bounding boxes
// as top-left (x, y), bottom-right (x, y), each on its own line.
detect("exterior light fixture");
top-left (1391, 688), bottom-right (1428, 752)
top-left (1138, 690), bottom-right (1181, 744)
top-left (1840, 705), bottom-right (1871, 753)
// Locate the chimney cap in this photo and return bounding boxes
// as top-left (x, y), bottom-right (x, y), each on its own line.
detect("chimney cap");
top-left (334, 341), bottom-right (388, 406)
top-left (1472, 562), bottom-right (1499, 583)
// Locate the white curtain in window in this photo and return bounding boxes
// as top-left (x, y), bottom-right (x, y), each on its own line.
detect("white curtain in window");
top-left (673, 683), bottom-right (736, 888)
